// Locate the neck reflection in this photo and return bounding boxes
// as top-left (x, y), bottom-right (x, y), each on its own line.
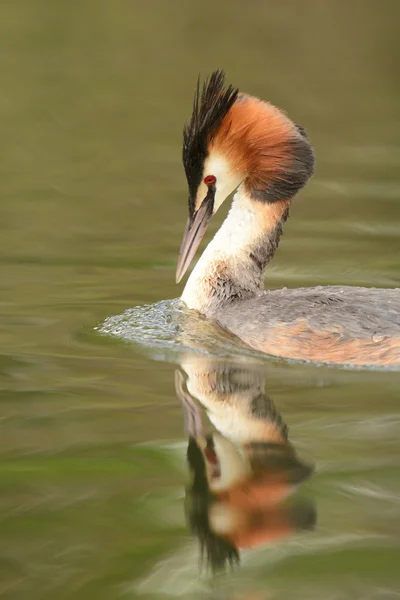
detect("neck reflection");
top-left (175, 358), bottom-right (316, 573)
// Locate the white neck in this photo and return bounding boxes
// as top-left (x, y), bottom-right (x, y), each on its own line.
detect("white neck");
top-left (181, 186), bottom-right (285, 316)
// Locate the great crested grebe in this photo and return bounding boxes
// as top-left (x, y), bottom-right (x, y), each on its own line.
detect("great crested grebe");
top-left (175, 360), bottom-right (315, 571)
top-left (176, 70), bottom-right (400, 367)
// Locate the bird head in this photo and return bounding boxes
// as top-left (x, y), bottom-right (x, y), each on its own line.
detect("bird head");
top-left (176, 70), bottom-right (315, 282)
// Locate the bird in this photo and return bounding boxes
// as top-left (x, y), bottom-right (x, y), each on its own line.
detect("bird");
top-left (176, 70), bottom-right (400, 368)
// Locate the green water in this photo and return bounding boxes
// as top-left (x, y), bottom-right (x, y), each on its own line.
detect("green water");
top-left (1, 1), bottom-right (400, 598)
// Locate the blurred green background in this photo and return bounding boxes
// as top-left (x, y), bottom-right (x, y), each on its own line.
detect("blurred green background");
top-left (0, 1), bottom-right (399, 598)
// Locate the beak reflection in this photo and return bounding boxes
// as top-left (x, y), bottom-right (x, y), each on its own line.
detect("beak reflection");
top-left (176, 188), bottom-right (215, 283)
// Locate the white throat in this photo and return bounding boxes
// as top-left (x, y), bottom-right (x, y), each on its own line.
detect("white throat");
top-left (181, 186), bottom-right (267, 315)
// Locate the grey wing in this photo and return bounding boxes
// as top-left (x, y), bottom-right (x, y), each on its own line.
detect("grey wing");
top-left (217, 286), bottom-right (400, 366)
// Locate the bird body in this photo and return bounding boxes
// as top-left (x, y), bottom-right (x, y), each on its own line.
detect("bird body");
top-left (176, 70), bottom-right (400, 367)
top-left (217, 286), bottom-right (400, 367)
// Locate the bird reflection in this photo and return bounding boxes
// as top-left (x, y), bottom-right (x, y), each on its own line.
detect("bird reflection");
top-left (175, 358), bottom-right (316, 573)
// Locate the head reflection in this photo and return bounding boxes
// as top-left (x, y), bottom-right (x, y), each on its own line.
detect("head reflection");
top-left (175, 360), bottom-right (316, 573)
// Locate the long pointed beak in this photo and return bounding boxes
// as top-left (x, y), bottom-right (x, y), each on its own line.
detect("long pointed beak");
top-left (176, 190), bottom-right (215, 283)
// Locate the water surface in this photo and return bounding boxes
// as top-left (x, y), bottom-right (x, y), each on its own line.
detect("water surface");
top-left (1, 1), bottom-right (400, 598)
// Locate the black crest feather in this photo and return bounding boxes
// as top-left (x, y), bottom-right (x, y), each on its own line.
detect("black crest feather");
top-left (183, 70), bottom-right (239, 214)
top-left (186, 437), bottom-right (240, 572)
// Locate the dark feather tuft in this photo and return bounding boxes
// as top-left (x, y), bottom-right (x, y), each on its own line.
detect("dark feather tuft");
top-left (186, 437), bottom-right (240, 572)
top-left (183, 70), bottom-right (239, 214)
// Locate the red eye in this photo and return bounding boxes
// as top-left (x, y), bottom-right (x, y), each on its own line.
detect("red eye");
top-left (204, 175), bottom-right (216, 186)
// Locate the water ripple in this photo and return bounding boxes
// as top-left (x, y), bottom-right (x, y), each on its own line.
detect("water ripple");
top-left (96, 299), bottom-right (260, 363)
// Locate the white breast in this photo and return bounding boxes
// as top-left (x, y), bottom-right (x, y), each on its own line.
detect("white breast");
top-left (181, 186), bottom-right (265, 313)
